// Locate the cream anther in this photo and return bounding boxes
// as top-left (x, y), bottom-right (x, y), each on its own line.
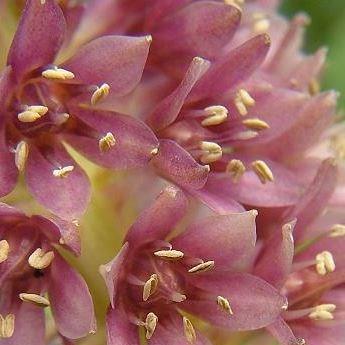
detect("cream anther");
top-left (329, 224), bottom-right (345, 237)
top-left (14, 141), bottom-right (29, 172)
top-left (17, 105), bottom-right (48, 123)
top-left (28, 248), bottom-right (54, 270)
top-left (42, 67), bottom-right (75, 80)
top-left (253, 17), bottom-right (271, 34)
top-left (315, 251), bottom-right (335, 275)
top-left (200, 141), bottom-right (222, 164)
top-left (154, 249), bottom-right (184, 260)
top-left (234, 89), bottom-right (256, 115)
top-left (99, 132), bottom-right (116, 152)
top-left (19, 293), bottom-right (50, 308)
top-left (53, 165), bottom-right (74, 178)
top-left (309, 304), bottom-right (336, 320)
top-left (151, 147), bottom-right (159, 155)
top-left (188, 260), bottom-right (215, 274)
top-left (217, 296), bottom-right (234, 315)
top-left (91, 83), bottom-right (110, 105)
top-left (183, 317), bottom-right (197, 344)
top-left (242, 118), bottom-right (270, 131)
top-left (143, 274), bottom-right (159, 301)
top-left (226, 159), bottom-right (246, 183)
top-left (202, 105), bottom-right (228, 127)
top-left (0, 240), bottom-right (10, 263)
top-left (145, 312), bottom-right (158, 340)
top-left (0, 314), bottom-right (15, 339)
top-left (251, 160), bottom-right (274, 184)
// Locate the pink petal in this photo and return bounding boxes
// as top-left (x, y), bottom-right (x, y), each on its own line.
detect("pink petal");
top-left (64, 106), bottom-right (159, 169)
top-left (48, 253), bottom-right (96, 339)
top-left (172, 210), bottom-right (257, 271)
top-left (125, 186), bottom-right (188, 246)
top-left (1, 302), bottom-right (45, 345)
top-left (151, 139), bottom-right (209, 190)
top-left (268, 317), bottom-right (303, 345)
top-left (7, 0), bottom-right (66, 81)
top-left (147, 57), bottom-right (210, 131)
top-left (190, 34), bottom-right (271, 101)
top-left (99, 242), bottom-right (130, 308)
top-left (153, 1), bottom-right (241, 60)
top-left (63, 35), bottom-right (151, 96)
top-left (183, 273), bottom-right (287, 331)
top-left (25, 143), bottom-right (90, 221)
top-left (106, 307), bottom-right (140, 345)
top-left (255, 221), bottom-right (295, 289)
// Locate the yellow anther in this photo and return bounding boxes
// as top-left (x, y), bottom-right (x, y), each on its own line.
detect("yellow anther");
top-left (309, 304), bottom-right (336, 320)
top-left (234, 89), bottom-right (255, 116)
top-left (28, 248), bottom-right (54, 270)
top-left (17, 111), bottom-right (41, 123)
top-left (14, 141), bottom-right (29, 172)
top-left (183, 317), bottom-right (197, 344)
top-left (145, 312), bottom-right (158, 340)
top-left (188, 260), bottom-right (215, 274)
top-left (329, 224), bottom-right (345, 237)
top-left (154, 249), bottom-right (184, 260)
top-left (52, 165), bottom-right (74, 178)
top-left (202, 105), bottom-right (228, 127)
top-left (217, 296), bottom-right (234, 315)
top-left (315, 251), bottom-right (335, 275)
top-left (42, 67), bottom-right (75, 80)
top-left (253, 18), bottom-right (271, 34)
top-left (19, 293), bottom-right (50, 308)
top-left (251, 160), bottom-right (274, 184)
top-left (226, 159), bottom-right (246, 183)
top-left (242, 118), bottom-right (270, 131)
top-left (143, 274), bottom-right (159, 301)
top-left (91, 83), bottom-right (110, 105)
top-left (0, 314), bottom-right (15, 339)
top-left (99, 132), bottom-right (116, 152)
top-left (200, 141), bottom-right (223, 164)
top-left (0, 240), bottom-right (10, 263)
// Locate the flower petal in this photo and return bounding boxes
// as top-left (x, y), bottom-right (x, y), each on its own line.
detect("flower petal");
top-left (106, 307), bottom-right (140, 345)
top-left (7, 0), bottom-right (66, 80)
top-left (172, 210), bottom-right (257, 271)
top-left (125, 186), bottom-right (188, 246)
top-left (183, 273), bottom-right (287, 331)
top-left (151, 139), bottom-right (209, 190)
top-left (267, 317), bottom-right (303, 345)
top-left (63, 35), bottom-right (151, 96)
top-left (48, 253), bottom-right (96, 339)
top-left (25, 143), bottom-right (91, 221)
top-left (63, 106), bottom-right (159, 169)
top-left (147, 57), bottom-right (210, 131)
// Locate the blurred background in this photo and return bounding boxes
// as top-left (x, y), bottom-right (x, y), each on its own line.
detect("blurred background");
top-left (281, 0), bottom-right (345, 109)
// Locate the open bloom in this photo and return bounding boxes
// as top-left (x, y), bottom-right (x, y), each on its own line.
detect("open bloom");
top-left (0, 202), bottom-right (95, 344)
top-left (101, 186), bottom-right (287, 344)
top-left (0, 0), bottom-right (158, 220)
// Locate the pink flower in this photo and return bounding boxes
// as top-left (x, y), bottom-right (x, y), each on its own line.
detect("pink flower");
top-left (0, 0), bottom-right (158, 220)
top-left (100, 186), bottom-right (287, 344)
top-left (0, 202), bottom-right (95, 344)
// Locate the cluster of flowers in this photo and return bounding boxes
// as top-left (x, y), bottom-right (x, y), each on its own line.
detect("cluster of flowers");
top-left (0, 0), bottom-right (344, 344)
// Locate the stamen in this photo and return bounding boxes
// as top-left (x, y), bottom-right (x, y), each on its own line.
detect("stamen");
top-left (234, 89), bottom-right (256, 116)
top-left (91, 83), bottom-right (110, 105)
top-left (0, 314), bottom-right (15, 339)
top-left (19, 293), bottom-right (50, 308)
top-left (99, 132), bottom-right (116, 152)
top-left (52, 165), bottom-right (74, 178)
top-left (183, 317), bottom-right (197, 344)
top-left (143, 274), bottom-right (159, 301)
top-left (145, 312), bottom-right (158, 340)
top-left (188, 260), bottom-right (215, 274)
top-left (226, 159), bottom-right (246, 183)
top-left (329, 224), bottom-right (345, 237)
top-left (253, 17), bottom-right (271, 34)
top-left (28, 248), bottom-right (54, 270)
top-left (224, 0), bottom-right (244, 10)
top-left (170, 292), bottom-right (187, 303)
top-left (42, 67), bottom-right (75, 80)
top-left (0, 240), bottom-right (10, 263)
top-left (315, 251), bottom-right (335, 275)
top-left (217, 296), bottom-right (234, 315)
top-left (17, 106), bottom-right (47, 123)
top-left (151, 147), bottom-right (159, 155)
top-left (14, 141), bottom-right (29, 172)
top-left (154, 249), bottom-right (184, 260)
top-left (202, 105), bottom-right (228, 127)
top-left (309, 304), bottom-right (336, 320)
top-left (242, 118), bottom-right (270, 131)
top-left (251, 160), bottom-right (274, 184)
top-left (308, 78), bottom-right (320, 95)
top-left (200, 141), bottom-right (223, 164)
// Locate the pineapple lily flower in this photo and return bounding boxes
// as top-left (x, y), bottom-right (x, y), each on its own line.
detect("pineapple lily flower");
top-left (100, 186), bottom-right (287, 344)
top-left (0, 202), bottom-right (95, 344)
